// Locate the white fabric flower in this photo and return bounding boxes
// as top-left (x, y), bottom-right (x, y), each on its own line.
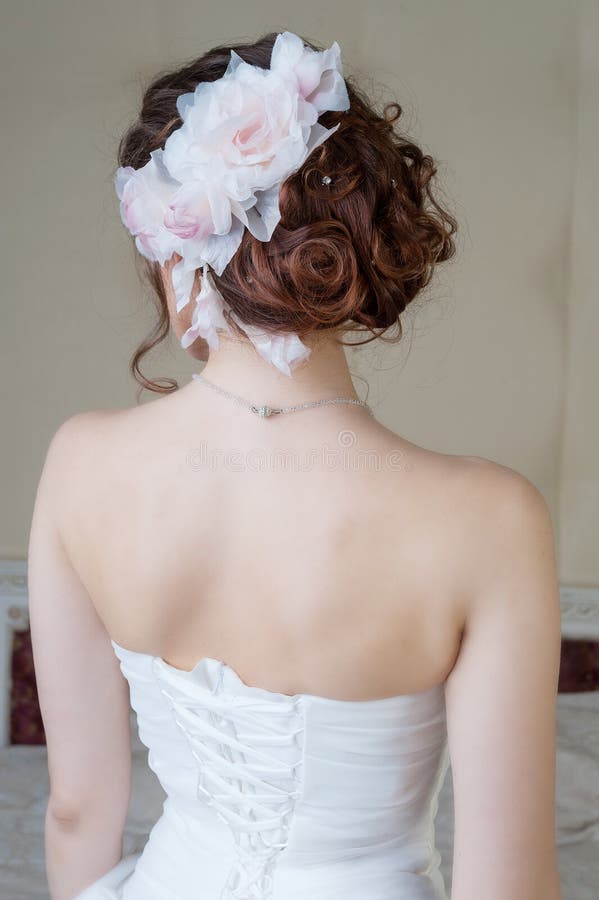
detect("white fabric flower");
top-left (228, 313), bottom-right (311, 376)
top-left (114, 31), bottom-right (350, 376)
top-left (115, 151), bottom-right (182, 265)
top-left (180, 265), bottom-right (233, 350)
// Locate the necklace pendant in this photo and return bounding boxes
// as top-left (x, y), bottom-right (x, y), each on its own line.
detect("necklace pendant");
top-left (251, 404), bottom-right (274, 417)
top-left (194, 377), bottom-right (370, 418)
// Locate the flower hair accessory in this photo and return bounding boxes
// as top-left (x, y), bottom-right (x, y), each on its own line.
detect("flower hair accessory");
top-left (115, 31), bottom-right (351, 376)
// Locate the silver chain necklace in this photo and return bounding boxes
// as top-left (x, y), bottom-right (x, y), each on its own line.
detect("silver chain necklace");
top-left (192, 373), bottom-right (373, 418)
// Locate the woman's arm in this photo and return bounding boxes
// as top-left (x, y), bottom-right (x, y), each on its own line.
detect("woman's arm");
top-left (27, 414), bottom-right (132, 900)
top-left (445, 463), bottom-right (562, 900)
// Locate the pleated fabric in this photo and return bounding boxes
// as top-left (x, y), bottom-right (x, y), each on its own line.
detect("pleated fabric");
top-left (74, 639), bottom-right (450, 900)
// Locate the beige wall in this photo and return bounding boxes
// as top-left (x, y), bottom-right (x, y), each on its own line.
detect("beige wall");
top-left (1, 1), bottom-right (596, 583)
top-left (558, 0), bottom-right (599, 584)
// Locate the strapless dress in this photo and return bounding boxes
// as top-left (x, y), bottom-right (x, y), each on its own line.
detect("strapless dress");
top-left (73, 639), bottom-right (450, 899)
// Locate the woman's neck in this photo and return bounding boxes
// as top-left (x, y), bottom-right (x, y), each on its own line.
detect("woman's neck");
top-left (197, 330), bottom-right (363, 408)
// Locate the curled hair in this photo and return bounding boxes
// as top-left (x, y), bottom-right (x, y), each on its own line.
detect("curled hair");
top-left (117, 32), bottom-right (458, 394)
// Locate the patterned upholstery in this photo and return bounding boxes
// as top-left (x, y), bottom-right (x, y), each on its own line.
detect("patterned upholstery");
top-left (10, 629), bottom-right (45, 745)
top-left (558, 640), bottom-right (599, 692)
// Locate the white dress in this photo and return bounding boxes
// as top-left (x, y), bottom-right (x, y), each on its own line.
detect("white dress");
top-left (73, 638), bottom-right (450, 900)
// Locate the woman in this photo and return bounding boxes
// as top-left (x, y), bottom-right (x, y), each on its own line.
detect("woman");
top-left (27, 29), bottom-right (562, 900)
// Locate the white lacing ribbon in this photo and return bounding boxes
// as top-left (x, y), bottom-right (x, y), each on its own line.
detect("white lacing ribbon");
top-left (152, 661), bottom-right (304, 899)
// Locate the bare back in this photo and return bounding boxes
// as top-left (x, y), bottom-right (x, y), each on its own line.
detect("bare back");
top-left (57, 376), bottom-right (476, 702)
top-left (33, 370), bottom-right (563, 900)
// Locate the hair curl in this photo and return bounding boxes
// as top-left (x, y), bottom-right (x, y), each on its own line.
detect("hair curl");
top-left (117, 31), bottom-right (458, 394)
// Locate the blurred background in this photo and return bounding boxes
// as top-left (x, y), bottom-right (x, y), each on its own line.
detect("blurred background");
top-left (0, 1), bottom-right (597, 898)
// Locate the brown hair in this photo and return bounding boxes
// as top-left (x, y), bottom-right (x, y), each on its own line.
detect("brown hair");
top-left (117, 31), bottom-right (458, 394)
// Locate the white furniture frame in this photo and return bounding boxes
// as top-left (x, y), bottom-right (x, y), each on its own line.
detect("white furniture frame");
top-left (0, 560), bottom-right (29, 747)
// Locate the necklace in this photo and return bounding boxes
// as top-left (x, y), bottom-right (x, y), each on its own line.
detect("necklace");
top-left (191, 373), bottom-right (373, 418)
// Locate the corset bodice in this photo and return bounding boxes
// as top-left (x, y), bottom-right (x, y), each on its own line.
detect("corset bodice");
top-left (108, 639), bottom-right (450, 900)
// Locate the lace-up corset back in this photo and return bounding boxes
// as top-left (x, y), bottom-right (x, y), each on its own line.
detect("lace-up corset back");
top-left (111, 639), bottom-right (450, 900)
top-left (150, 650), bottom-right (304, 898)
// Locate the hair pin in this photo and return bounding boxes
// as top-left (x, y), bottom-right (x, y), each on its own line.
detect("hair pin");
top-left (321, 175), bottom-right (332, 185)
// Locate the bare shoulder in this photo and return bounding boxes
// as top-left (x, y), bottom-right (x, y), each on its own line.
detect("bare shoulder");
top-left (400, 448), bottom-right (557, 621)
top-left (48, 406), bottom-right (124, 441)
top-left (36, 405), bottom-right (148, 521)
top-left (457, 454), bottom-right (554, 546)
top-left (42, 407), bottom-right (129, 473)
top-left (372, 425), bottom-right (552, 539)
top-left (43, 391), bottom-right (173, 465)
top-left (37, 388), bottom-right (185, 517)
top-left (394, 439), bottom-right (551, 526)
top-left (452, 453), bottom-right (552, 521)
top-left (445, 458), bottom-right (559, 603)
